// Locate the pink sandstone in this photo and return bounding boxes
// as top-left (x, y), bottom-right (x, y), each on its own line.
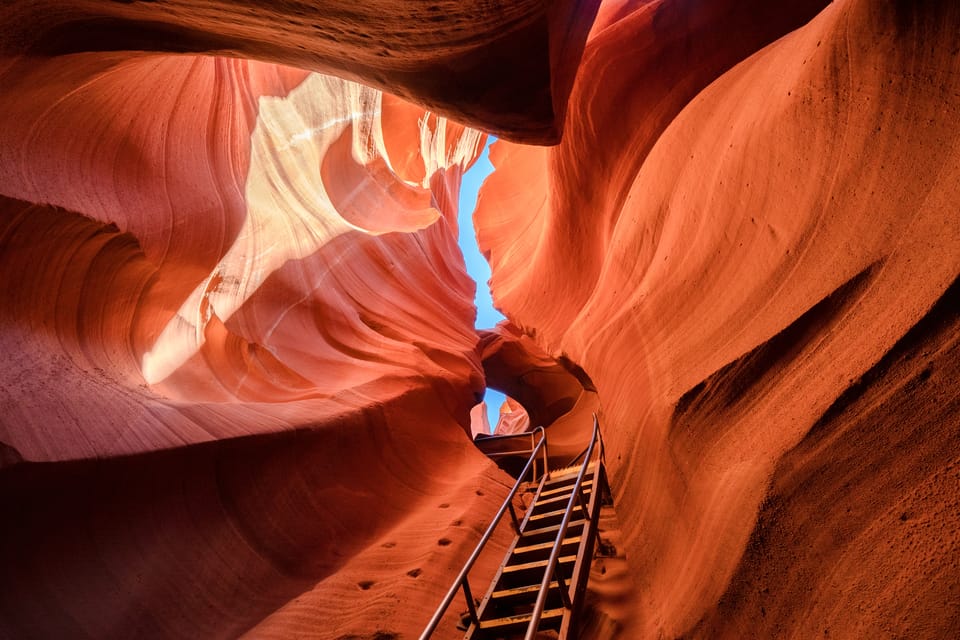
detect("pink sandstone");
top-left (1, 0), bottom-right (959, 638)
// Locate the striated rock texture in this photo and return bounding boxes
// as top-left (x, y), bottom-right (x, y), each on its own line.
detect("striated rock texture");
top-left (0, 0), bottom-right (600, 144)
top-left (2, 0), bottom-right (959, 638)
top-left (477, 0), bottom-right (960, 637)
top-left (479, 322), bottom-right (599, 463)
top-left (0, 50), bottom-right (511, 638)
top-left (479, 323), bottom-right (588, 433)
top-left (0, 55), bottom-right (485, 459)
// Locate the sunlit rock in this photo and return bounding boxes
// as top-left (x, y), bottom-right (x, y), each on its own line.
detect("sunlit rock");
top-left (493, 397), bottom-right (532, 436)
top-left (2, 0), bottom-right (959, 638)
top-left (0, 52), bottom-right (499, 638)
top-left (477, 0), bottom-right (960, 637)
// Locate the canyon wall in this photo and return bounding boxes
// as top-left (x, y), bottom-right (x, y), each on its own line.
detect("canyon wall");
top-left (1, 0), bottom-right (958, 638)
top-left (0, 0), bottom-right (599, 143)
top-left (477, 0), bottom-right (960, 636)
top-left (0, 50), bottom-right (506, 640)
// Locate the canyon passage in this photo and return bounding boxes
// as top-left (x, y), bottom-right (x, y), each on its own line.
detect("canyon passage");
top-left (1, 0), bottom-right (959, 638)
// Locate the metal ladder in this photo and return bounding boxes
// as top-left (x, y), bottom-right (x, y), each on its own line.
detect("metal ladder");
top-left (421, 415), bottom-right (607, 640)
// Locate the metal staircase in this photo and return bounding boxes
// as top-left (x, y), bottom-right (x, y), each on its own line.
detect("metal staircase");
top-left (421, 415), bottom-right (608, 640)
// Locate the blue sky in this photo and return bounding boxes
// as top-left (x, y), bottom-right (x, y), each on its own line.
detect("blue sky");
top-left (457, 137), bottom-right (507, 431)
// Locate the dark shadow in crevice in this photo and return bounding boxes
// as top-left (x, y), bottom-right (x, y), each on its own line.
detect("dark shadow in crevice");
top-left (557, 353), bottom-right (598, 392)
top-left (674, 262), bottom-right (881, 422)
top-left (806, 270), bottom-right (960, 441)
top-left (688, 270), bottom-right (960, 638)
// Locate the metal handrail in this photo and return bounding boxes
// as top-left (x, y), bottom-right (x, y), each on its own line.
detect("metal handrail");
top-left (484, 448), bottom-right (542, 458)
top-left (473, 430), bottom-right (538, 442)
top-left (524, 414), bottom-right (602, 640)
top-left (562, 416), bottom-right (606, 469)
top-left (420, 426), bottom-right (549, 639)
top-left (474, 427), bottom-right (548, 483)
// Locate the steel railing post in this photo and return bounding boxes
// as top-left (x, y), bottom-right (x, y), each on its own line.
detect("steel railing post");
top-left (420, 426), bottom-right (548, 639)
top-left (555, 567), bottom-right (573, 609)
top-left (523, 418), bottom-right (601, 640)
top-left (576, 484), bottom-right (591, 521)
top-left (507, 502), bottom-right (521, 534)
top-left (462, 579), bottom-right (479, 627)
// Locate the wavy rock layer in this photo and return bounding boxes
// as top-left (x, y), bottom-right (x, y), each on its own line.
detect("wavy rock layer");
top-left (0, 53), bottom-right (488, 456)
top-left (477, 0), bottom-right (960, 637)
top-left (2, 0), bottom-right (959, 638)
top-left (0, 0), bottom-right (600, 143)
top-left (0, 51), bottom-right (511, 637)
top-left (0, 395), bottom-right (512, 639)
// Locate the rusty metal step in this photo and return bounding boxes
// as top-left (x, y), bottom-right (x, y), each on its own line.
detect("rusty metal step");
top-left (474, 607), bottom-right (564, 637)
top-left (537, 477), bottom-right (594, 499)
top-left (534, 488), bottom-right (592, 510)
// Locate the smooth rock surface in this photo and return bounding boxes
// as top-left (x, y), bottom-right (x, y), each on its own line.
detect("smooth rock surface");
top-left (0, 49), bottom-right (505, 639)
top-left (2, 0), bottom-right (959, 638)
top-left (476, 0), bottom-right (960, 636)
top-left (0, 0), bottom-right (600, 143)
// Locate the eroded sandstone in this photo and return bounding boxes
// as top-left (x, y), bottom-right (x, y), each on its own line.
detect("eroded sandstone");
top-left (2, 0), bottom-right (959, 638)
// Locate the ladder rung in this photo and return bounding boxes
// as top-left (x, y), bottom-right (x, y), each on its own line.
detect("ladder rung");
top-left (547, 463), bottom-right (597, 483)
top-left (535, 489), bottom-right (592, 508)
top-left (502, 555), bottom-right (577, 574)
top-left (480, 608), bottom-right (565, 629)
top-left (528, 508), bottom-right (576, 523)
top-left (491, 581), bottom-right (559, 600)
top-left (548, 464), bottom-right (584, 477)
top-left (538, 478), bottom-right (594, 498)
top-left (520, 519), bottom-right (586, 539)
top-left (514, 536), bottom-right (582, 555)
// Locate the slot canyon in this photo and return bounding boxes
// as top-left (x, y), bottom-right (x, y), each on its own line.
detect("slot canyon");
top-left (1, 0), bottom-right (958, 638)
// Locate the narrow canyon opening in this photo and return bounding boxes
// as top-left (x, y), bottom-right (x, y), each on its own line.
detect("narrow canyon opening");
top-left (456, 136), bottom-right (509, 434)
top-left (2, 1), bottom-right (959, 639)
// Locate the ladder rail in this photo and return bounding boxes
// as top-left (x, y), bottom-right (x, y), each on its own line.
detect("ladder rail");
top-left (420, 426), bottom-right (549, 640)
top-left (472, 429), bottom-right (541, 443)
top-left (524, 414), bottom-right (602, 640)
top-left (474, 428), bottom-right (549, 483)
top-left (561, 417), bottom-right (606, 470)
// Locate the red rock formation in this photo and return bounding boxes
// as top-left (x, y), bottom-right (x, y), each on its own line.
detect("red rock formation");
top-left (0, 393), bottom-right (512, 638)
top-left (0, 55), bottom-right (485, 454)
top-left (478, 322), bottom-right (599, 463)
top-left (477, 0), bottom-right (960, 637)
top-left (479, 323), bottom-right (587, 432)
top-left (476, 0), bottom-right (833, 344)
top-left (0, 52), bottom-right (506, 638)
top-left (494, 397), bottom-right (532, 436)
top-left (2, 0), bottom-right (959, 638)
top-left (0, 0), bottom-right (600, 143)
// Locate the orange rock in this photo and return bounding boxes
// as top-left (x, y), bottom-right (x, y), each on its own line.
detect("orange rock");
top-left (2, 0), bottom-right (960, 638)
top-left (0, 0), bottom-right (600, 143)
top-left (478, 0), bottom-right (960, 637)
top-left (0, 49), bottom-right (496, 640)
top-left (479, 323), bottom-right (587, 430)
